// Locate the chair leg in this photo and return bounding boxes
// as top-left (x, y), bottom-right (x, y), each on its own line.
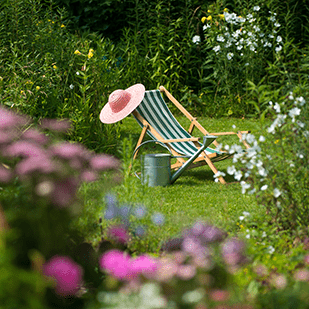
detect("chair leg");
top-left (203, 155), bottom-right (226, 185)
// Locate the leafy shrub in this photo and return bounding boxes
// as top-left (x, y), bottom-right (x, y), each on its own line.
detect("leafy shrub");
top-left (222, 87), bottom-right (309, 233)
top-left (0, 0), bottom-right (122, 153)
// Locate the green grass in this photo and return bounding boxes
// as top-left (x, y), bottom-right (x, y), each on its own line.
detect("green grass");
top-left (75, 115), bottom-right (266, 253)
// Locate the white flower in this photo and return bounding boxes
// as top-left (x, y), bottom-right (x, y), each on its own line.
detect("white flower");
top-left (267, 246), bottom-right (275, 254)
top-left (295, 96), bottom-right (305, 106)
top-left (232, 124), bottom-right (236, 129)
top-left (214, 171), bottom-right (226, 182)
top-left (217, 35), bottom-right (225, 42)
top-left (203, 24), bottom-right (211, 31)
top-left (213, 45), bottom-right (221, 53)
top-left (192, 35), bottom-right (201, 44)
top-left (246, 234), bottom-right (250, 239)
top-left (259, 135), bottom-right (265, 142)
top-left (275, 45), bottom-right (282, 53)
top-left (262, 231), bottom-right (267, 238)
top-left (240, 181), bottom-right (251, 194)
top-left (244, 133), bottom-right (256, 144)
top-left (273, 102), bottom-right (281, 113)
top-left (69, 84), bottom-right (74, 89)
top-left (234, 170), bottom-right (242, 181)
top-left (274, 22), bottom-right (281, 27)
top-left (243, 211), bottom-right (250, 216)
top-left (261, 184), bottom-right (268, 191)
top-left (76, 72), bottom-right (80, 75)
top-left (289, 107), bottom-right (301, 122)
top-left (253, 6), bottom-right (260, 11)
top-left (273, 188), bottom-right (282, 198)
top-left (227, 165), bottom-right (236, 175)
top-left (276, 36), bottom-right (282, 43)
top-left (227, 52), bottom-right (234, 60)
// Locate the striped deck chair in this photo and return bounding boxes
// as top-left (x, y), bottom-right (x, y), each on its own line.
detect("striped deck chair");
top-left (132, 86), bottom-right (250, 184)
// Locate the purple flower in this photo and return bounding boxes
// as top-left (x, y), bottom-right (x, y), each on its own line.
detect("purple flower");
top-left (41, 119), bottom-right (71, 133)
top-left (133, 204), bottom-right (147, 218)
top-left (0, 107), bottom-right (28, 130)
top-left (151, 213), bottom-right (165, 225)
top-left (81, 170), bottom-right (98, 182)
top-left (90, 154), bottom-right (119, 171)
top-left (51, 177), bottom-right (79, 207)
top-left (5, 141), bottom-right (46, 158)
top-left (22, 128), bottom-right (49, 144)
top-left (182, 237), bottom-right (202, 254)
top-left (107, 225), bottom-right (130, 244)
top-left (16, 156), bottom-right (56, 176)
top-left (202, 225), bottom-right (225, 243)
top-left (51, 142), bottom-right (89, 160)
top-left (43, 255), bottom-right (83, 296)
top-left (99, 249), bottom-right (131, 280)
top-left (221, 238), bottom-right (247, 266)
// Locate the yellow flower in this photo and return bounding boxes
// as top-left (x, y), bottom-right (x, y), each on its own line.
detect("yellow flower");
top-left (218, 14), bottom-right (225, 20)
top-left (207, 9), bottom-right (212, 13)
top-left (274, 139), bottom-right (280, 144)
top-left (74, 50), bottom-right (81, 55)
top-left (53, 65), bottom-right (57, 69)
top-left (201, 16), bottom-right (207, 23)
top-left (88, 49), bottom-right (94, 59)
top-left (36, 86), bottom-right (40, 91)
top-left (21, 90), bottom-right (25, 95)
top-left (206, 15), bottom-right (212, 21)
top-left (223, 8), bottom-right (229, 12)
top-left (61, 24), bottom-right (65, 28)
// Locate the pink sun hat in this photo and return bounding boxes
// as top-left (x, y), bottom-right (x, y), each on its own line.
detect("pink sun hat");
top-left (99, 84), bottom-right (145, 124)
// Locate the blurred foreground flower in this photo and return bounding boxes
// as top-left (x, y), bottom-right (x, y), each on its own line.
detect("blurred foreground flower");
top-left (43, 255), bottom-right (83, 296)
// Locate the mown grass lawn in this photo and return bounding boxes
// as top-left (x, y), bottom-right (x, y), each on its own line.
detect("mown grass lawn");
top-left (77, 114), bottom-right (266, 253)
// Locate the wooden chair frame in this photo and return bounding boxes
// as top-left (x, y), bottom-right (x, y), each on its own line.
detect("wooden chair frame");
top-left (132, 86), bottom-right (250, 184)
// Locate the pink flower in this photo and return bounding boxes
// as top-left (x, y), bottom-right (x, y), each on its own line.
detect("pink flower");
top-left (43, 255), bottom-right (83, 296)
top-left (51, 177), bottom-right (79, 207)
top-left (100, 249), bottom-right (132, 280)
top-left (41, 119), bottom-right (71, 132)
top-left (16, 156), bottom-right (56, 176)
top-left (51, 142), bottom-right (89, 160)
top-left (5, 141), bottom-right (46, 158)
top-left (90, 154), bottom-right (119, 171)
top-left (100, 250), bottom-right (158, 281)
top-left (107, 225), bottom-right (129, 244)
top-left (0, 107), bottom-right (28, 129)
top-left (22, 129), bottom-right (49, 144)
top-left (209, 289), bottom-right (230, 302)
top-left (130, 255), bottom-right (158, 278)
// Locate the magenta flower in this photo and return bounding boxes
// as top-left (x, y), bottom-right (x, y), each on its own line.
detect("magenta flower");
top-left (100, 250), bottom-right (158, 281)
top-left (43, 255), bottom-right (83, 296)
top-left (99, 249), bottom-right (131, 280)
top-left (130, 255), bottom-right (158, 278)
top-left (90, 154), bottom-right (119, 171)
top-left (107, 225), bottom-right (130, 244)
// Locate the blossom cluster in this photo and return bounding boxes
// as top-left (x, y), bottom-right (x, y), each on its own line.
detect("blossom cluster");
top-left (195, 6), bottom-right (283, 61)
top-left (99, 221), bottom-right (248, 307)
top-left (0, 106), bottom-right (119, 207)
top-left (214, 93), bottom-right (306, 197)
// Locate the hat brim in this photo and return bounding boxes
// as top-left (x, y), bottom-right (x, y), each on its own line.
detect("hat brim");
top-left (99, 84), bottom-right (145, 124)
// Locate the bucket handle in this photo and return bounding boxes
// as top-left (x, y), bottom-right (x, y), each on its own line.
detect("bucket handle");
top-left (132, 140), bottom-right (176, 180)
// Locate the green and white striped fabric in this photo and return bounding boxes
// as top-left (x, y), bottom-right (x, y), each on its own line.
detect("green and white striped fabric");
top-left (134, 90), bottom-right (230, 162)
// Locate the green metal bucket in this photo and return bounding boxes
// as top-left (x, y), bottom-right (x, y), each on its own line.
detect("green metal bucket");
top-left (141, 153), bottom-right (171, 187)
